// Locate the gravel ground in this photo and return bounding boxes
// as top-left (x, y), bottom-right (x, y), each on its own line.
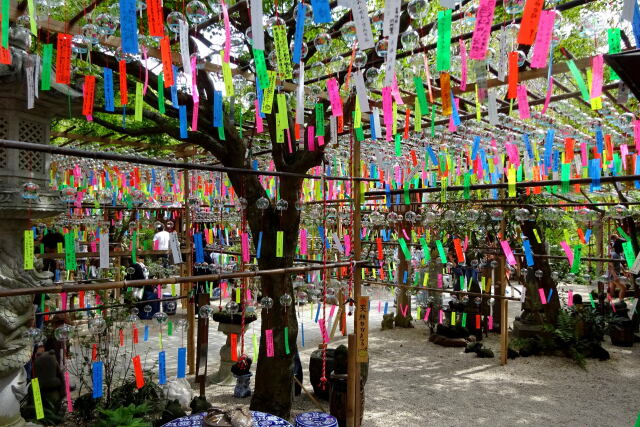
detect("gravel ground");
top-left (202, 292), bottom-right (640, 427)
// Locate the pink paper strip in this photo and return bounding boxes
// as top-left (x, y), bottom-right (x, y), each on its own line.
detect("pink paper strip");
top-left (634, 119), bottom-right (640, 153)
top-left (329, 305), bottom-right (336, 318)
top-left (538, 288), bottom-right (547, 304)
top-left (621, 144), bottom-right (629, 169)
top-left (317, 135), bottom-right (325, 146)
top-left (500, 240), bottom-right (517, 266)
top-left (61, 292), bottom-right (67, 311)
top-left (559, 241), bottom-right (574, 265)
top-left (391, 74), bottom-right (404, 105)
top-left (590, 54), bottom-right (604, 98)
top-left (157, 285), bottom-right (162, 299)
top-left (400, 304), bottom-right (409, 316)
top-left (221, 0), bottom-right (231, 62)
top-left (241, 233), bottom-right (250, 262)
top-left (437, 274), bottom-right (442, 288)
top-left (438, 309), bottom-right (443, 324)
top-left (517, 84), bottom-right (531, 119)
top-left (488, 315), bottom-right (493, 330)
top-left (65, 371), bottom-right (73, 412)
top-left (469, 0), bottom-right (497, 60)
top-left (423, 307), bottom-right (431, 321)
top-left (191, 101), bottom-right (199, 131)
top-left (344, 234), bottom-right (351, 255)
top-left (580, 142), bottom-right (588, 167)
top-left (381, 86), bottom-right (393, 126)
top-left (265, 329), bottom-right (274, 357)
top-left (459, 39), bottom-right (468, 91)
top-left (300, 229), bottom-right (307, 255)
top-left (530, 10), bottom-right (555, 68)
top-left (326, 78), bottom-right (343, 117)
top-left (308, 125), bottom-right (315, 151)
top-left (541, 77), bottom-right (553, 114)
top-left (255, 100), bottom-right (263, 133)
top-left (378, 301), bottom-right (381, 313)
top-left (567, 290), bottom-right (574, 306)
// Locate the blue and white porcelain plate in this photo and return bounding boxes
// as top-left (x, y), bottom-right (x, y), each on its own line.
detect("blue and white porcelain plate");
top-left (294, 412), bottom-right (338, 427)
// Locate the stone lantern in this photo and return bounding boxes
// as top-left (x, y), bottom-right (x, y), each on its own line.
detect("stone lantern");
top-left (0, 26), bottom-right (81, 427)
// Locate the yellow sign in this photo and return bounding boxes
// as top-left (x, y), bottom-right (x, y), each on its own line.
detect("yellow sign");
top-left (356, 296), bottom-right (369, 362)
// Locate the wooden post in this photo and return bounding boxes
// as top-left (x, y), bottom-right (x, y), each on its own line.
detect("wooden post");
top-left (349, 136), bottom-right (364, 427)
top-left (184, 169), bottom-right (196, 375)
top-left (346, 334), bottom-right (357, 427)
top-left (500, 294), bottom-right (508, 365)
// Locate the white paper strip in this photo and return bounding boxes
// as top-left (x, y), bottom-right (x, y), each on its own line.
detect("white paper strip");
top-left (487, 90), bottom-right (498, 125)
top-left (34, 55), bottom-right (39, 99)
top-left (26, 64), bottom-right (34, 110)
top-left (99, 231), bottom-right (109, 269)
top-left (296, 62), bottom-right (305, 125)
top-left (330, 115), bottom-right (337, 144)
top-left (352, 0), bottom-right (375, 50)
top-left (169, 232), bottom-right (183, 264)
top-left (373, 108), bottom-right (381, 139)
top-left (179, 19), bottom-right (191, 77)
top-left (354, 69), bottom-right (370, 113)
top-left (383, 0), bottom-right (401, 87)
top-left (250, 0), bottom-right (265, 50)
top-left (497, 28), bottom-right (507, 82)
top-left (383, 0), bottom-right (400, 37)
top-left (622, 0), bottom-right (635, 22)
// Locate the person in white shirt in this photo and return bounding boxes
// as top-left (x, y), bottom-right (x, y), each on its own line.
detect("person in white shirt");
top-left (153, 224), bottom-right (171, 250)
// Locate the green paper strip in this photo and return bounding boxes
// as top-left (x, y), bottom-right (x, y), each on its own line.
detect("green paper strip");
top-left (284, 326), bottom-right (290, 354)
top-left (617, 227), bottom-right (631, 242)
top-left (463, 173), bottom-right (470, 199)
top-left (252, 48), bottom-right (269, 90)
top-left (1, 0), bottom-right (9, 48)
top-left (398, 238), bottom-right (411, 259)
top-left (461, 312), bottom-right (467, 327)
top-left (135, 82), bottom-right (143, 121)
top-left (64, 233), bottom-right (77, 271)
top-left (41, 44), bottom-right (53, 91)
top-left (394, 133), bottom-right (402, 156)
top-left (413, 76), bottom-right (428, 112)
top-left (561, 163), bottom-right (571, 194)
top-left (435, 240), bottom-right (447, 263)
top-left (355, 127), bottom-right (364, 141)
top-left (167, 321), bottom-right (173, 336)
top-left (571, 245), bottom-right (582, 273)
top-left (588, 292), bottom-right (596, 308)
top-left (623, 241), bottom-right (635, 268)
top-left (419, 237), bottom-right (430, 261)
top-left (608, 28), bottom-right (621, 81)
top-left (272, 25), bottom-right (293, 79)
top-left (31, 378), bottom-right (44, 420)
top-left (567, 60), bottom-right (590, 102)
top-left (436, 9), bottom-right (452, 72)
top-left (132, 231), bottom-right (137, 263)
top-left (158, 72), bottom-right (165, 113)
top-left (276, 231), bottom-right (284, 257)
top-left (27, 0), bottom-right (37, 35)
top-left (315, 103), bottom-right (325, 136)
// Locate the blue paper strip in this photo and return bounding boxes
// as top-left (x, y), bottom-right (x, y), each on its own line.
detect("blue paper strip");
top-left (256, 231), bottom-right (263, 258)
top-left (170, 66), bottom-right (179, 108)
top-left (177, 347), bottom-right (186, 378)
top-left (300, 322), bottom-right (305, 347)
top-left (547, 288), bottom-right (553, 302)
top-left (383, 301), bottom-right (388, 314)
top-left (292, 4), bottom-right (306, 64)
top-left (213, 90), bottom-right (223, 127)
top-left (315, 303), bottom-right (321, 323)
top-left (450, 91), bottom-right (461, 126)
top-left (104, 67), bottom-right (114, 112)
top-left (179, 105), bottom-right (188, 138)
top-left (144, 325), bottom-right (149, 341)
top-left (119, 0), bottom-right (139, 54)
top-left (311, 0), bottom-right (332, 24)
top-left (194, 233), bottom-right (204, 263)
top-left (92, 361), bottom-right (103, 398)
top-left (633, 1), bottom-right (640, 47)
top-left (158, 351), bottom-right (166, 385)
top-left (595, 126), bottom-right (604, 154)
top-left (585, 229), bottom-right (592, 243)
top-left (523, 239), bottom-right (535, 267)
top-left (471, 136), bottom-right (480, 160)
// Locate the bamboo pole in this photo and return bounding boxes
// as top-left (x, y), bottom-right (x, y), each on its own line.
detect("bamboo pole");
top-left (363, 281), bottom-right (520, 301)
top-left (0, 261), bottom-right (367, 298)
top-left (184, 169), bottom-right (196, 375)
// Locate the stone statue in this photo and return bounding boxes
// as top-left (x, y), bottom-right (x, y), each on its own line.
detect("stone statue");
top-left (0, 23), bottom-right (78, 426)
